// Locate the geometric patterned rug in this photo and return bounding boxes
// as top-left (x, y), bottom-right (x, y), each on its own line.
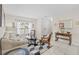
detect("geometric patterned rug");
top-left (4, 44), bottom-right (53, 55)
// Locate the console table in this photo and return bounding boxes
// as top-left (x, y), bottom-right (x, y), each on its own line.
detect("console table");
top-left (55, 32), bottom-right (72, 45)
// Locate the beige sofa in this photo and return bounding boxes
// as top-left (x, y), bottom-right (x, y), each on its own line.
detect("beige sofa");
top-left (2, 33), bottom-right (28, 51)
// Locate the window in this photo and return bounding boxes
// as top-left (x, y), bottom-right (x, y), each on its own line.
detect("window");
top-left (16, 20), bottom-right (32, 35)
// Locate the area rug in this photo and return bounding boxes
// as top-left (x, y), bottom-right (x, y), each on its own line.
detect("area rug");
top-left (4, 48), bottom-right (29, 55)
top-left (4, 44), bottom-right (53, 55)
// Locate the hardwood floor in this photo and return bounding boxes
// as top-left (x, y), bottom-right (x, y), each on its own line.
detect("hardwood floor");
top-left (42, 40), bottom-right (79, 55)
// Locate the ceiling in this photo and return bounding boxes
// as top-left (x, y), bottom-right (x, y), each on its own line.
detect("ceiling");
top-left (3, 4), bottom-right (79, 18)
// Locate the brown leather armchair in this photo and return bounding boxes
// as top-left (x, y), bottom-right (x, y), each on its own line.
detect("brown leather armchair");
top-left (40, 32), bottom-right (52, 48)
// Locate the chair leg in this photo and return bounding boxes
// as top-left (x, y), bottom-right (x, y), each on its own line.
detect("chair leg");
top-left (40, 40), bottom-right (42, 44)
top-left (48, 42), bottom-right (50, 48)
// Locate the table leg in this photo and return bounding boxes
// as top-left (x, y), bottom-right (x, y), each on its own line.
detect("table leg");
top-left (0, 39), bottom-right (2, 55)
top-left (55, 34), bottom-right (58, 41)
top-left (55, 37), bottom-right (58, 41)
top-left (69, 36), bottom-right (71, 45)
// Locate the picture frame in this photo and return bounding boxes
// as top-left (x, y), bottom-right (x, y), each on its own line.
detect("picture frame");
top-left (59, 22), bottom-right (64, 29)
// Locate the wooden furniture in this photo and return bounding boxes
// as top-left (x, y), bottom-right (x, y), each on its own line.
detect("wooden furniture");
top-left (55, 32), bottom-right (72, 45)
top-left (40, 32), bottom-right (52, 48)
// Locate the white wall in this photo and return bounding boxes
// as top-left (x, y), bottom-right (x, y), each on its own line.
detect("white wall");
top-left (3, 4), bottom-right (79, 18)
top-left (72, 17), bottom-right (79, 46)
top-left (41, 17), bottom-right (52, 35)
top-left (0, 6), bottom-right (5, 39)
top-left (36, 19), bottom-right (42, 39)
